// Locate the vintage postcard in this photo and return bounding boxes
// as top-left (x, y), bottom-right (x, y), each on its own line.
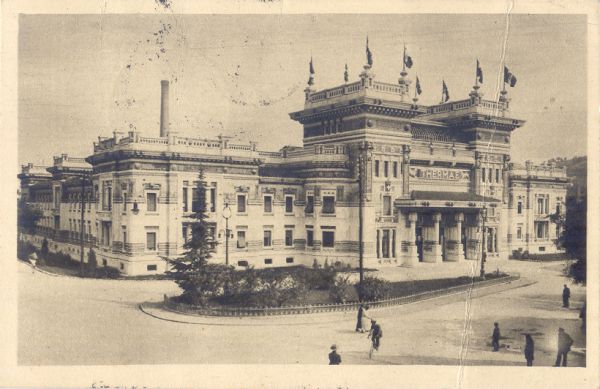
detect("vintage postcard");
top-left (1, 0), bottom-right (598, 388)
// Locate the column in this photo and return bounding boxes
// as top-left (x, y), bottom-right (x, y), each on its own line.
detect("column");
top-left (446, 212), bottom-right (464, 262)
top-left (465, 214), bottom-right (481, 260)
top-left (423, 212), bottom-right (442, 263)
top-left (402, 212), bottom-right (419, 267)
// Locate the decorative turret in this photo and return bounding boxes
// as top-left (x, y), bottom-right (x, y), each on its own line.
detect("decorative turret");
top-left (359, 37), bottom-right (375, 88)
top-left (304, 57), bottom-right (316, 101)
top-left (398, 44), bottom-right (413, 102)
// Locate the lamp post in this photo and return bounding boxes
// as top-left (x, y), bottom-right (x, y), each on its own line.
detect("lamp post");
top-left (480, 205), bottom-right (487, 279)
top-left (222, 202), bottom-right (232, 266)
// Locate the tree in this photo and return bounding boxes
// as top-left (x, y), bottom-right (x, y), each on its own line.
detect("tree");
top-left (549, 156), bottom-right (587, 284)
top-left (167, 169), bottom-right (232, 305)
top-left (17, 198), bottom-right (42, 234)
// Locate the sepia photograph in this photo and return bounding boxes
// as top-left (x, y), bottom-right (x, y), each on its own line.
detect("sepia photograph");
top-left (3, 1), bottom-right (599, 388)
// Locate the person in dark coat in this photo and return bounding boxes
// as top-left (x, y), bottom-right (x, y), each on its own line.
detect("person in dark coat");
top-left (554, 327), bottom-right (573, 367)
top-left (328, 344), bottom-right (341, 365)
top-left (562, 284), bottom-right (571, 308)
top-left (356, 304), bottom-right (364, 332)
top-left (524, 334), bottom-right (535, 366)
top-left (368, 319), bottom-right (382, 358)
top-left (492, 322), bottom-right (500, 352)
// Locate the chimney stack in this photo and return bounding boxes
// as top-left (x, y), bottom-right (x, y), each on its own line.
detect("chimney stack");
top-left (160, 80), bottom-right (169, 137)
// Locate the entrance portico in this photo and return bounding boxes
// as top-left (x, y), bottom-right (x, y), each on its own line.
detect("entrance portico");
top-left (396, 191), bottom-right (499, 267)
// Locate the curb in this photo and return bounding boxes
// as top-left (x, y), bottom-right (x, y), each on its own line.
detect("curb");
top-left (140, 277), bottom-right (536, 326)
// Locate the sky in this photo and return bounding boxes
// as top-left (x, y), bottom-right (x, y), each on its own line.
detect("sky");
top-left (18, 14), bottom-right (587, 166)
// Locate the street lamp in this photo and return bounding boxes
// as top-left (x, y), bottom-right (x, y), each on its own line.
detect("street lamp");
top-left (480, 204), bottom-right (487, 279)
top-left (222, 202), bottom-right (232, 266)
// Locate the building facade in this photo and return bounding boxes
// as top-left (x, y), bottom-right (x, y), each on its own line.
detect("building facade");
top-left (18, 59), bottom-right (569, 275)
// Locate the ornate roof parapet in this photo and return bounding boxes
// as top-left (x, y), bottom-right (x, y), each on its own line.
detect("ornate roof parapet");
top-left (468, 84), bottom-right (483, 106)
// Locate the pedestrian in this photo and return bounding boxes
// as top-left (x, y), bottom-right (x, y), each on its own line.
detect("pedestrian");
top-left (356, 304), bottom-right (364, 333)
top-left (580, 303), bottom-right (586, 330)
top-left (361, 305), bottom-right (371, 333)
top-left (492, 322), bottom-right (500, 352)
top-left (368, 319), bottom-right (382, 359)
top-left (524, 334), bottom-right (535, 366)
top-left (562, 284), bottom-right (571, 308)
top-left (28, 252), bottom-right (38, 274)
top-left (328, 344), bottom-right (341, 365)
top-left (554, 327), bottom-right (573, 367)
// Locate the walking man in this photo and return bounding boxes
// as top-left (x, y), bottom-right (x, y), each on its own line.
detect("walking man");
top-left (554, 327), bottom-right (573, 367)
top-left (328, 344), bottom-right (341, 365)
top-left (368, 319), bottom-right (382, 359)
top-left (492, 322), bottom-right (500, 352)
top-left (562, 284), bottom-right (571, 308)
top-left (524, 334), bottom-right (535, 366)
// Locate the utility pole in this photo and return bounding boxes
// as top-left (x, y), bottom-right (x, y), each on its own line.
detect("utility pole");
top-left (480, 205), bottom-right (487, 279)
top-left (79, 176), bottom-right (86, 277)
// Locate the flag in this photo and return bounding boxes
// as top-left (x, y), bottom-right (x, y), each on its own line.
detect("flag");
top-left (366, 36), bottom-right (373, 66)
top-left (404, 46), bottom-right (413, 69)
top-left (415, 76), bottom-right (422, 95)
top-left (309, 57), bottom-right (315, 75)
top-left (476, 59), bottom-right (483, 83)
top-left (344, 63), bottom-right (349, 83)
top-left (504, 65), bottom-right (517, 87)
top-left (442, 80), bottom-right (449, 102)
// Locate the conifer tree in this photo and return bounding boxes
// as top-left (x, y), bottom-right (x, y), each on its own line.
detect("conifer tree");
top-left (168, 169), bottom-right (232, 305)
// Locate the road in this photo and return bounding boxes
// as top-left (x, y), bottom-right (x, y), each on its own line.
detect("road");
top-left (18, 259), bottom-right (586, 366)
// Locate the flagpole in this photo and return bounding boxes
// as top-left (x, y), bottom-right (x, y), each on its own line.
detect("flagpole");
top-left (475, 60), bottom-right (478, 87)
top-left (403, 43), bottom-right (406, 72)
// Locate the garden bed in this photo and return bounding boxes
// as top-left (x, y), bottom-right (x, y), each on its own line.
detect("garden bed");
top-left (165, 272), bottom-right (517, 317)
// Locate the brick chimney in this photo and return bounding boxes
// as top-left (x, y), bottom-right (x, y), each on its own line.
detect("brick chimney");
top-left (160, 80), bottom-right (169, 137)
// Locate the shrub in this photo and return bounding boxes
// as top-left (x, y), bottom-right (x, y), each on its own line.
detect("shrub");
top-left (41, 238), bottom-right (49, 259)
top-left (357, 276), bottom-right (392, 302)
top-left (17, 240), bottom-right (36, 261)
top-left (329, 274), bottom-right (356, 303)
top-left (250, 269), bottom-right (308, 307)
top-left (93, 266), bottom-right (121, 279)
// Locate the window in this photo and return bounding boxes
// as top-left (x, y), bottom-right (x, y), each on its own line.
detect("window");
top-left (237, 260), bottom-right (249, 267)
top-left (210, 187), bottom-right (216, 212)
top-left (516, 227), bottom-right (522, 240)
top-left (495, 169), bottom-right (500, 183)
top-left (182, 225), bottom-right (188, 243)
top-left (146, 232), bottom-right (157, 251)
top-left (122, 192), bottom-right (127, 214)
top-left (381, 230), bottom-right (390, 258)
top-left (481, 169), bottom-right (486, 182)
top-left (120, 263), bottom-right (124, 270)
top-left (182, 187), bottom-right (188, 212)
top-left (54, 187), bottom-right (61, 208)
top-left (393, 161), bottom-right (398, 178)
top-left (147, 264), bottom-right (157, 271)
top-left (286, 257), bottom-right (294, 264)
top-left (147, 193), bottom-right (157, 212)
top-left (122, 226), bottom-right (127, 245)
top-left (537, 198), bottom-right (545, 214)
top-left (383, 196), bottom-right (392, 216)
top-left (263, 230), bottom-right (272, 247)
top-left (237, 194), bottom-right (246, 213)
top-left (535, 222), bottom-right (548, 239)
top-left (384, 161), bottom-right (389, 177)
top-left (264, 195), bottom-right (273, 213)
top-left (285, 229), bottom-right (294, 247)
top-left (306, 229), bottom-right (314, 247)
top-left (264, 258), bottom-right (273, 265)
top-left (539, 246), bottom-right (546, 252)
top-left (305, 195), bottom-right (314, 214)
top-left (237, 230), bottom-right (246, 248)
top-left (192, 187), bottom-right (202, 212)
top-left (285, 195), bottom-right (294, 214)
top-left (322, 196), bottom-right (335, 214)
top-left (517, 201), bottom-right (523, 214)
top-left (322, 230), bottom-right (335, 248)
top-left (374, 160), bottom-right (380, 177)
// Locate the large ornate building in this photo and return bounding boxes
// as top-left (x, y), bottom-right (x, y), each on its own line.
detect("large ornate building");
top-left (18, 55), bottom-right (569, 275)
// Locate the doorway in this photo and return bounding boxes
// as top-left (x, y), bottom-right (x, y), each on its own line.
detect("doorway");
top-left (439, 225), bottom-right (446, 261)
top-left (416, 226), bottom-right (423, 262)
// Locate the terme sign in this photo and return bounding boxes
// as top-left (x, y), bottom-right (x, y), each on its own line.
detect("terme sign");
top-left (409, 167), bottom-right (470, 182)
